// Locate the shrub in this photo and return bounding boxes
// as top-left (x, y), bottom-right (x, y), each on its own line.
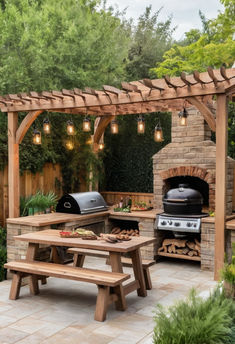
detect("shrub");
top-left (0, 227), bottom-right (7, 282)
top-left (21, 191), bottom-right (58, 216)
top-left (153, 288), bottom-right (235, 344)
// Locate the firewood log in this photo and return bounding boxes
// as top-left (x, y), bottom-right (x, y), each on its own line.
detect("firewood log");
top-left (186, 241), bottom-right (195, 250)
top-left (158, 246), bottom-right (167, 253)
top-left (182, 247), bottom-right (189, 255)
top-left (188, 250), bottom-right (198, 257)
top-left (195, 239), bottom-right (201, 247)
top-left (168, 245), bottom-right (176, 253)
top-left (194, 244), bottom-right (201, 253)
top-left (162, 239), bottom-right (187, 247)
top-left (176, 249), bottom-right (184, 254)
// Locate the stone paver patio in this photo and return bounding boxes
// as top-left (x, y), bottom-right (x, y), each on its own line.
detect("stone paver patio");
top-left (0, 257), bottom-right (217, 344)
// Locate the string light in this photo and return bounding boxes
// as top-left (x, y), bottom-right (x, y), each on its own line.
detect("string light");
top-left (83, 117), bottom-right (91, 132)
top-left (65, 139), bottom-right (74, 150)
top-left (178, 108), bottom-right (188, 126)
top-left (110, 118), bottom-right (119, 134)
top-left (98, 143), bottom-right (104, 150)
top-left (43, 118), bottom-right (51, 134)
top-left (137, 115), bottom-right (145, 134)
top-left (66, 120), bottom-right (75, 135)
top-left (154, 121), bottom-right (164, 142)
top-left (33, 129), bottom-right (41, 145)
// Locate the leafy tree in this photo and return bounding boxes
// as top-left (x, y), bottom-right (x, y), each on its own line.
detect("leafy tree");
top-left (125, 6), bottom-right (175, 80)
top-left (0, 0), bottom-right (130, 192)
top-left (151, 0), bottom-right (235, 77)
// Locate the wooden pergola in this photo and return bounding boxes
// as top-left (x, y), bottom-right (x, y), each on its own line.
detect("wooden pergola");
top-left (0, 66), bottom-right (235, 279)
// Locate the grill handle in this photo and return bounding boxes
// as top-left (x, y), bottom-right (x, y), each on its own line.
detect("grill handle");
top-left (165, 198), bottom-right (188, 203)
top-left (64, 202), bottom-right (72, 208)
top-left (90, 199), bottom-right (97, 202)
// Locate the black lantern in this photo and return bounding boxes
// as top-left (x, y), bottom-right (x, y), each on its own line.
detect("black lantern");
top-left (43, 118), bottom-right (51, 134)
top-left (33, 129), bottom-right (41, 145)
top-left (83, 117), bottom-right (91, 132)
top-left (110, 118), bottom-right (119, 134)
top-left (178, 108), bottom-right (188, 126)
top-left (137, 115), bottom-right (145, 134)
top-left (154, 121), bottom-right (164, 142)
top-left (67, 120), bottom-right (75, 135)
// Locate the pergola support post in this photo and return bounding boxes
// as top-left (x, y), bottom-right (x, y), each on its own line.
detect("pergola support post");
top-left (8, 112), bottom-right (20, 218)
top-left (214, 94), bottom-right (228, 280)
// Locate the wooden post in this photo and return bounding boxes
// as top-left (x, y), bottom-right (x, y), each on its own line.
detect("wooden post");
top-left (8, 112), bottom-right (20, 218)
top-left (214, 95), bottom-right (228, 280)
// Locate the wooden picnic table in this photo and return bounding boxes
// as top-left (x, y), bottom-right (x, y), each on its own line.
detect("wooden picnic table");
top-left (14, 229), bottom-right (156, 297)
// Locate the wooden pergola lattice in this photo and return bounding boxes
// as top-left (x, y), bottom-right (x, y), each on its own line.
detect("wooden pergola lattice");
top-left (1, 66), bottom-right (235, 280)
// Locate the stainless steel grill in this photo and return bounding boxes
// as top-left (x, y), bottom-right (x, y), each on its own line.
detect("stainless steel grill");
top-left (56, 191), bottom-right (109, 215)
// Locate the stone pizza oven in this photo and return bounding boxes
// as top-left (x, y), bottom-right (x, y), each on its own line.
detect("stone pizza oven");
top-left (153, 107), bottom-right (234, 215)
top-left (153, 107), bottom-right (235, 271)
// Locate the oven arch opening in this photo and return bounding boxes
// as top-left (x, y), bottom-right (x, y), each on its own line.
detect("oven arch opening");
top-left (163, 176), bottom-right (209, 207)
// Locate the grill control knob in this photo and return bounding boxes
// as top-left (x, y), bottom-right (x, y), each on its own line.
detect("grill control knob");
top-left (193, 223), bottom-right (197, 227)
top-left (174, 222), bottom-right (180, 227)
top-left (187, 222), bottom-right (192, 227)
top-left (160, 221), bottom-right (166, 225)
top-left (168, 220), bottom-right (172, 225)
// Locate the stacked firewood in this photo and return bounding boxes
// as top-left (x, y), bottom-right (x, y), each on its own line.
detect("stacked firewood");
top-left (158, 238), bottom-right (201, 257)
top-left (111, 227), bottom-right (139, 237)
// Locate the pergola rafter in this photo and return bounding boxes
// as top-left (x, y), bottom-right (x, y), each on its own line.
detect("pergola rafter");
top-left (1, 67), bottom-right (235, 281)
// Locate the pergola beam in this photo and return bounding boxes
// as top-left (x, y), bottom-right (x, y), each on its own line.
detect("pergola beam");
top-left (187, 97), bottom-right (216, 132)
top-left (214, 94), bottom-right (228, 280)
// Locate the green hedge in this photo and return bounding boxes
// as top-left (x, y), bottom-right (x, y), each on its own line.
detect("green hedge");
top-left (102, 112), bottom-right (171, 193)
top-left (0, 227), bottom-right (7, 282)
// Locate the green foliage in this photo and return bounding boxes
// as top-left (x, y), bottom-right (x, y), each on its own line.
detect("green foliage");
top-left (21, 191), bottom-right (58, 216)
top-left (221, 263), bottom-right (235, 285)
top-left (125, 6), bottom-right (175, 80)
top-left (0, 227), bottom-right (6, 282)
top-left (153, 288), bottom-right (235, 344)
top-left (102, 112), bottom-right (171, 193)
top-left (0, 0), bottom-right (131, 190)
top-left (151, 1), bottom-right (235, 77)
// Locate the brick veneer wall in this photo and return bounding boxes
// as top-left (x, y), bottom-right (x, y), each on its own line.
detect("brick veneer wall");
top-left (153, 108), bottom-right (235, 215)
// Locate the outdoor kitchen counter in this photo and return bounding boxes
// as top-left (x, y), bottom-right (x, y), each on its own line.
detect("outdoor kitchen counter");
top-left (6, 211), bottom-right (110, 227)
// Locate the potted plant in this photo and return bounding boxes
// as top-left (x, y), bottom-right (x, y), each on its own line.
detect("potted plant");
top-left (21, 191), bottom-right (58, 216)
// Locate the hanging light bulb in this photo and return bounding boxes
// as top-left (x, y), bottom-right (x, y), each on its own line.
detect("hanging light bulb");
top-left (83, 117), bottom-right (91, 132)
top-left (65, 139), bottom-right (74, 150)
top-left (110, 118), bottom-right (119, 134)
top-left (137, 115), bottom-right (145, 134)
top-left (86, 137), bottom-right (93, 145)
top-left (98, 143), bottom-right (104, 150)
top-left (43, 118), bottom-right (51, 134)
top-left (66, 120), bottom-right (75, 135)
top-left (33, 129), bottom-right (41, 145)
top-left (154, 121), bottom-right (164, 142)
top-left (178, 108), bottom-right (188, 126)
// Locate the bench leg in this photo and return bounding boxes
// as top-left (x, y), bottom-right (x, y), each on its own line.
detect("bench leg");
top-left (40, 276), bottom-right (47, 285)
top-left (113, 285), bottom-right (127, 311)
top-left (73, 254), bottom-right (85, 267)
top-left (94, 285), bottom-right (109, 322)
top-left (29, 275), bottom-right (39, 295)
top-left (143, 268), bottom-right (152, 290)
top-left (9, 272), bottom-right (22, 300)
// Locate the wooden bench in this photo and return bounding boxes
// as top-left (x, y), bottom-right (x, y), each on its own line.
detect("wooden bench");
top-left (67, 248), bottom-right (155, 290)
top-left (4, 260), bottom-right (130, 322)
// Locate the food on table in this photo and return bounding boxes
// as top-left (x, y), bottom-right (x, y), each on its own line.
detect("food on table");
top-left (131, 201), bottom-right (152, 211)
top-left (59, 231), bottom-right (80, 238)
top-left (111, 227), bottom-right (121, 234)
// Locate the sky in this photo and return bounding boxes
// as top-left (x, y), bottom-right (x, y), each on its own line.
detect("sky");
top-left (106, 0), bottom-right (224, 40)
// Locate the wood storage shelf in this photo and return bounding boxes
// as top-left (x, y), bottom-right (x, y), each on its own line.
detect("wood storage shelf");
top-left (158, 252), bottom-right (201, 261)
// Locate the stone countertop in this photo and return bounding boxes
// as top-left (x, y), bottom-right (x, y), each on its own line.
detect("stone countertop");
top-left (225, 217), bottom-right (235, 230)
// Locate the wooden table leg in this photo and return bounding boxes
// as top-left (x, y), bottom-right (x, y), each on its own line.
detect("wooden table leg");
top-left (73, 254), bottom-right (85, 267)
top-left (130, 248), bottom-right (147, 297)
top-left (109, 252), bottom-right (123, 273)
top-left (26, 243), bottom-right (39, 261)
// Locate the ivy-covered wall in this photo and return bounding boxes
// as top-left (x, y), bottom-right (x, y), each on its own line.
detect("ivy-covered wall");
top-left (102, 112), bottom-right (171, 193)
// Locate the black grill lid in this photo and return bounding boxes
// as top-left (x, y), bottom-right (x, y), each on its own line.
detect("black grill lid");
top-left (56, 191), bottom-right (108, 214)
top-left (163, 184), bottom-right (203, 204)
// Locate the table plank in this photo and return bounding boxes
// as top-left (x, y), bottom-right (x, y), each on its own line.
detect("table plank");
top-left (14, 230), bottom-right (156, 253)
